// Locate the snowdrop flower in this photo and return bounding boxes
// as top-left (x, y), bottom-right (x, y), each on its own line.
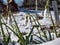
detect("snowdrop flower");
top-left (44, 9), bottom-right (50, 18)
top-left (44, 0), bottom-right (50, 18)
top-left (42, 0), bottom-right (51, 25)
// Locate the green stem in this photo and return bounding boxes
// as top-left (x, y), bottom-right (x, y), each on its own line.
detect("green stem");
top-left (30, 15), bottom-right (41, 37)
top-left (49, 9), bottom-right (58, 37)
top-left (0, 15), bottom-right (6, 45)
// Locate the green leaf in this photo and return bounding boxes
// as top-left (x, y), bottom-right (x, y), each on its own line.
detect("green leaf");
top-left (6, 34), bottom-right (11, 45)
top-left (28, 26), bottom-right (34, 38)
top-left (0, 15), bottom-right (7, 45)
top-left (43, 30), bottom-right (48, 41)
top-left (48, 30), bottom-right (52, 41)
top-left (35, 35), bottom-right (46, 42)
top-left (34, 39), bottom-right (42, 44)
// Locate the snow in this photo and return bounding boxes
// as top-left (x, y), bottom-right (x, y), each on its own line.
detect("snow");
top-left (6, 38), bottom-right (60, 45)
top-left (1, 10), bottom-right (60, 44)
top-left (12, 11), bottom-right (55, 33)
top-left (40, 38), bottom-right (60, 45)
top-left (1, 11), bottom-right (56, 41)
top-left (9, 11), bottom-right (56, 41)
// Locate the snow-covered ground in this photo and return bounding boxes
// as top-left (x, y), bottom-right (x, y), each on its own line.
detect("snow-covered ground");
top-left (0, 10), bottom-right (60, 45)
top-left (40, 38), bottom-right (60, 45)
top-left (12, 11), bottom-right (55, 33)
top-left (8, 38), bottom-right (60, 45)
top-left (6, 11), bottom-right (54, 41)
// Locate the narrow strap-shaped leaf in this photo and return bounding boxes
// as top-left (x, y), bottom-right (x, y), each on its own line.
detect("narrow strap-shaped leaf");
top-left (0, 15), bottom-right (6, 45)
top-left (2, 23), bottom-right (25, 45)
top-left (34, 39), bottom-right (42, 44)
top-left (6, 34), bottom-right (11, 45)
top-left (35, 35), bottom-right (46, 42)
top-left (48, 30), bottom-right (52, 41)
top-left (30, 14), bottom-right (41, 36)
top-left (32, 40), bottom-right (40, 44)
top-left (43, 30), bottom-right (48, 41)
top-left (28, 26), bottom-right (34, 38)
